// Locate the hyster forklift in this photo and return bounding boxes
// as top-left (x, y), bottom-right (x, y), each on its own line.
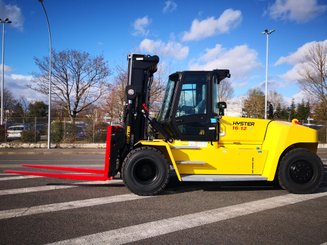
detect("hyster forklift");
top-left (6, 54), bottom-right (324, 195)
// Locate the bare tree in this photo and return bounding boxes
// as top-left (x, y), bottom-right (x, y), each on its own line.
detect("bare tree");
top-left (30, 49), bottom-right (110, 124)
top-left (242, 88), bottom-right (265, 118)
top-left (0, 88), bottom-right (17, 112)
top-left (105, 67), bottom-right (127, 124)
top-left (218, 79), bottom-right (234, 102)
top-left (150, 64), bottom-right (167, 115)
top-left (298, 42), bottom-right (327, 119)
top-left (105, 65), bottom-right (166, 124)
top-left (268, 90), bottom-right (285, 110)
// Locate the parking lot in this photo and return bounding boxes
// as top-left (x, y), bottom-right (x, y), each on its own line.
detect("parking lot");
top-left (0, 149), bottom-right (326, 244)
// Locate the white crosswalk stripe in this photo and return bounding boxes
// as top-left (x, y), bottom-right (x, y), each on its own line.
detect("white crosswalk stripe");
top-left (48, 189), bottom-right (327, 245)
top-left (0, 175), bottom-right (42, 181)
top-left (0, 179), bottom-right (123, 196)
top-left (0, 193), bottom-right (150, 220)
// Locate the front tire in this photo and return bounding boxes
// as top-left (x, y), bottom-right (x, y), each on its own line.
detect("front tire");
top-left (278, 148), bottom-right (324, 194)
top-left (122, 146), bottom-right (170, 196)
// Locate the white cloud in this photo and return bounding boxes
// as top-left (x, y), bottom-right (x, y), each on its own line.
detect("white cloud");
top-left (0, 64), bottom-right (11, 72)
top-left (276, 40), bottom-right (327, 65)
top-left (4, 73), bottom-right (45, 102)
top-left (284, 90), bottom-right (313, 105)
top-left (200, 44), bottom-right (224, 62)
top-left (0, 0), bottom-right (24, 30)
top-left (275, 40), bottom-right (327, 82)
top-left (133, 16), bottom-right (151, 36)
top-left (190, 44), bottom-right (260, 82)
top-left (182, 9), bottom-right (242, 41)
top-left (280, 63), bottom-right (304, 82)
top-left (163, 0), bottom-right (177, 13)
top-left (139, 38), bottom-right (189, 60)
top-left (1, 65), bottom-right (44, 102)
top-left (268, 0), bottom-right (327, 23)
top-left (11, 74), bottom-right (33, 81)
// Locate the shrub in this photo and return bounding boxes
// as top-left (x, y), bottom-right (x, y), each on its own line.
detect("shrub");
top-left (21, 130), bottom-right (40, 143)
top-left (51, 122), bottom-right (64, 143)
top-left (0, 125), bottom-right (5, 142)
top-left (95, 122), bottom-right (108, 143)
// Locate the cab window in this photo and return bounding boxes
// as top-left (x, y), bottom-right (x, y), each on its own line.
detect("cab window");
top-left (176, 79), bottom-right (207, 117)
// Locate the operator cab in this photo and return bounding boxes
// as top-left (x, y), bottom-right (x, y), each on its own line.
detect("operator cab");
top-left (157, 70), bottom-right (230, 141)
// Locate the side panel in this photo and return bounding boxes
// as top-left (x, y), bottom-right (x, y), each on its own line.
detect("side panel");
top-left (171, 144), bottom-right (268, 175)
top-left (262, 121), bottom-right (318, 180)
top-left (138, 140), bottom-right (268, 176)
top-left (219, 116), bottom-right (270, 145)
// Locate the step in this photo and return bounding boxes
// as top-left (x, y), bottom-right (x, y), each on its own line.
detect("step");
top-left (176, 161), bottom-right (207, 165)
top-left (180, 174), bottom-right (267, 182)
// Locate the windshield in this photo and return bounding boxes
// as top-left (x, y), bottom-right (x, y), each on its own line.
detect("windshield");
top-left (157, 79), bottom-right (176, 122)
top-left (175, 75), bottom-right (207, 117)
top-left (213, 75), bottom-right (219, 114)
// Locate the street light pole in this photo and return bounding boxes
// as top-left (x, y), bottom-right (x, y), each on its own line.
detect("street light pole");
top-left (38, 0), bottom-right (52, 149)
top-left (262, 29), bottom-right (275, 120)
top-left (0, 18), bottom-right (11, 126)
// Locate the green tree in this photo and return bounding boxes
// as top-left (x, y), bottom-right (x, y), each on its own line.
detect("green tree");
top-left (274, 103), bottom-right (282, 119)
top-left (28, 101), bottom-right (48, 118)
top-left (296, 100), bottom-right (311, 121)
top-left (280, 107), bottom-right (289, 120)
top-left (289, 99), bottom-right (296, 120)
top-left (11, 102), bottom-right (25, 122)
top-left (268, 102), bottom-right (274, 119)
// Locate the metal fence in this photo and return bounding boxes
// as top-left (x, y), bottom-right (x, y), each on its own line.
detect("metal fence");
top-left (0, 117), bottom-right (109, 144)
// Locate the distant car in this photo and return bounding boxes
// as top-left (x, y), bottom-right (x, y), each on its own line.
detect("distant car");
top-left (303, 123), bottom-right (324, 130)
top-left (76, 126), bottom-right (86, 140)
top-left (7, 124), bottom-right (31, 140)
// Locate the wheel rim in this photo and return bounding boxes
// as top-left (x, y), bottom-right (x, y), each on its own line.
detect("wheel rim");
top-left (133, 159), bottom-right (158, 184)
top-left (289, 160), bottom-right (313, 184)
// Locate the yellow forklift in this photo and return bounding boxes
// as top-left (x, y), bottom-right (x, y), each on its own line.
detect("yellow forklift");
top-left (7, 54), bottom-right (324, 196)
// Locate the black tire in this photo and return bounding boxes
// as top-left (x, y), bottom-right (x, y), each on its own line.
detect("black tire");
top-left (122, 146), bottom-right (170, 196)
top-left (278, 148), bottom-right (324, 194)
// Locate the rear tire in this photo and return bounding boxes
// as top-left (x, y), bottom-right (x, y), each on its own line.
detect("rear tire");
top-left (122, 146), bottom-right (170, 196)
top-left (278, 148), bottom-right (324, 194)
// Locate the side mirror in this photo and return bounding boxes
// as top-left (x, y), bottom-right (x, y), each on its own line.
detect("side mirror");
top-left (217, 102), bottom-right (227, 116)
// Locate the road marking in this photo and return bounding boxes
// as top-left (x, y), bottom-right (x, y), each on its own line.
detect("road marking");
top-left (0, 193), bottom-right (150, 220)
top-left (0, 172), bottom-right (99, 181)
top-left (0, 179), bottom-right (123, 196)
top-left (49, 189), bottom-right (327, 245)
top-left (0, 175), bottom-right (42, 181)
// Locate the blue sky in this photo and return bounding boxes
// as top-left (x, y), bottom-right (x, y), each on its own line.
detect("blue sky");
top-left (1, 0), bottom-right (327, 105)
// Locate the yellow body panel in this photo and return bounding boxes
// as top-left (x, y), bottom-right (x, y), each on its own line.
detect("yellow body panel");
top-left (219, 116), bottom-right (269, 145)
top-left (262, 120), bottom-right (318, 180)
top-left (138, 116), bottom-right (318, 182)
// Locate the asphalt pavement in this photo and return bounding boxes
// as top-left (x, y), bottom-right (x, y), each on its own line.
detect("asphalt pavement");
top-left (0, 148), bottom-right (326, 244)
